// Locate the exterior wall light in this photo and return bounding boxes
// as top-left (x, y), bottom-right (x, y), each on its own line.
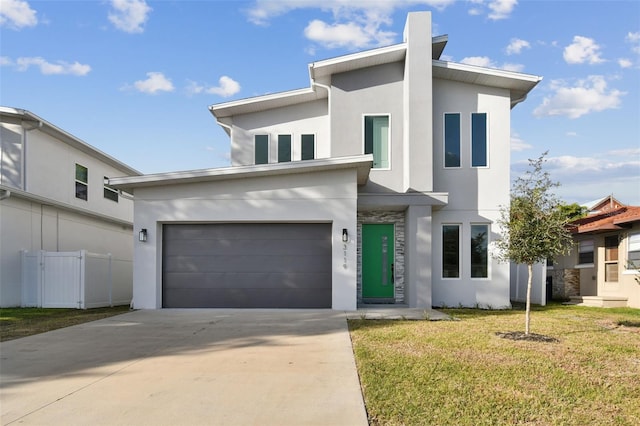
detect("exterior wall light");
top-left (342, 228), bottom-right (348, 243)
top-left (139, 228), bottom-right (148, 242)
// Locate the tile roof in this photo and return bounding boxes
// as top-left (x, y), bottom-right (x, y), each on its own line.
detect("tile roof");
top-left (570, 206), bottom-right (640, 234)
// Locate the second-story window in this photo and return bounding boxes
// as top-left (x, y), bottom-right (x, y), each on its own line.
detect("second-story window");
top-left (278, 134), bottom-right (292, 162)
top-left (301, 134), bottom-right (315, 160)
top-left (364, 115), bottom-right (390, 169)
top-left (444, 113), bottom-right (460, 168)
top-left (471, 113), bottom-right (488, 167)
top-left (75, 163), bottom-right (88, 200)
top-left (255, 135), bottom-right (269, 165)
top-left (103, 176), bottom-right (119, 202)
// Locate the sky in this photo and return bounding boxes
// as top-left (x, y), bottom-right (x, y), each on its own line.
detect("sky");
top-left (1, 0), bottom-right (639, 206)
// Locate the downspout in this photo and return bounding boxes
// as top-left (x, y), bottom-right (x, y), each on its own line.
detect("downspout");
top-left (310, 74), bottom-right (331, 158)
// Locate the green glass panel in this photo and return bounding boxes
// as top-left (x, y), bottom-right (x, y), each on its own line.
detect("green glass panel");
top-left (472, 113), bottom-right (487, 167)
top-left (301, 134), bottom-right (315, 160)
top-left (278, 134), bottom-right (291, 162)
top-left (75, 164), bottom-right (88, 183)
top-left (254, 135), bottom-right (268, 164)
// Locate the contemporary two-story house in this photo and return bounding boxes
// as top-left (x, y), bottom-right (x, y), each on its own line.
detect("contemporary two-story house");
top-left (0, 107), bottom-right (139, 307)
top-left (110, 12), bottom-right (542, 310)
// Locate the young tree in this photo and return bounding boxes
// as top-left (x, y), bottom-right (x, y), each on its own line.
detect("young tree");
top-left (494, 152), bottom-right (573, 335)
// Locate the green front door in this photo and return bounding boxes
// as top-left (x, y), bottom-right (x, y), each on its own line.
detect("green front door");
top-left (362, 224), bottom-right (395, 302)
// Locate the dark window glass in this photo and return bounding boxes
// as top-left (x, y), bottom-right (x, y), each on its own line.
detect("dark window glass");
top-left (443, 225), bottom-right (460, 278)
top-left (471, 113), bottom-right (487, 167)
top-left (75, 181), bottom-right (88, 200)
top-left (278, 134), bottom-right (291, 162)
top-left (444, 113), bottom-right (460, 167)
top-left (301, 134), bottom-right (315, 160)
top-left (364, 115), bottom-right (389, 168)
top-left (75, 164), bottom-right (88, 200)
top-left (578, 240), bottom-right (594, 264)
top-left (471, 224), bottom-right (489, 278)
top-left (255, 135), bottom-right (269, 164)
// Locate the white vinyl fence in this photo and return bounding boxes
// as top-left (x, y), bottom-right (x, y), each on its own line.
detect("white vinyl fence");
top-left (21, 250), bottom-right (132, 309)
top-left (510, 261), bottom-right (547, 306)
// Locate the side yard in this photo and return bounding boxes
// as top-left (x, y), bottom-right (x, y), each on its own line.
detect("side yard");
top-left (349, 304), bottom-right (640, 425)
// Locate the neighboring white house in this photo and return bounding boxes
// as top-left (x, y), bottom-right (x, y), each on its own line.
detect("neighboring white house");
top-left (0, 107), bottom-right (140, 307)
top-left (110, 12), bottom-right (542, 310)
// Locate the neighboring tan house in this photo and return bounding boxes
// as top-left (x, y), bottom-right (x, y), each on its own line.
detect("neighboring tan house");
top-left (549, 203), bottom-right (640, 308)
top-left (110, 11), bottom-right (542, 310)
top-left (0, 107), bottom-right (140, 307)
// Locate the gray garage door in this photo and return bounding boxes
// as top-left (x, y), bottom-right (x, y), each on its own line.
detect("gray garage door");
top-left (162, 223), bottom-right (332, 308)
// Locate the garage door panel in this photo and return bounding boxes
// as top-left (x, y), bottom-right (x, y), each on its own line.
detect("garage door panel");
top-left (162, 223), bottom-right (332, 308)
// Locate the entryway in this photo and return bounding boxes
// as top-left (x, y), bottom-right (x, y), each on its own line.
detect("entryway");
top-left (361, 223), bottom-right (395, 303)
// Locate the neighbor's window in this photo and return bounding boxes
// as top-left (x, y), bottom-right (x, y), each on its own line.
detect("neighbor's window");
top-left (364, 115), bottom-right (390, 169)
top-left (444, 113), bottom-right (460, 168)
top-left (627, 233), bottom-right (640, 269)
top-left (442, 224), bottom-right (460, 278)
top-left (471, 113), bottom-right (487, 167)
top-left (254, 135), bottom-right (269, 165)
top-left (75, 163), bottom-right (88, 200)
top-left (604, 235), bottom-right (618, 282)
top-left (578, 239), bottom-right (594, 264)
top-left (301, 134), bottom-right (315, 160)
top-left (278, 134), bottom-right (292, 163)
top-left (471, 224), bottom-right (489, 278)
top-left (103, 176), bottom-right (118, 202)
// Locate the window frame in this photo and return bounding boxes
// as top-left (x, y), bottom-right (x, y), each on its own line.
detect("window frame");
top-left (363, 113), bottom-right (391, 170)
top-left (254, 134), bottom-right (269, 165)
top-left (103, 176), bottom-right (119, 203)
top-left (443, 113), bottom-right (461, 168)
top-left (604, 235), bottom-right (619, 282)
top-left (75, 163), bottom-right (88, 201)
top-left (577, 239), bottom-right (595, 266)
top-left (301, 133), bottom-right (315, 161)
top-left (626, 232), bottom-right (640, 271)
top-left (470, 223), bottom-right (490, 279)
top-left (442, 224), bottom-right (461, 279)
top-left (471, 112), bottom-right (488, 168)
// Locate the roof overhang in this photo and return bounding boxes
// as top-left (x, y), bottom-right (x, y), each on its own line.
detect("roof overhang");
top-left (432, 60), bottom-right (543, 108)
top-left (109, 155), bottom-right (373, 192)
top-left (209, 88), bottom-right (326, 119)
top-left (309, 43), bottom-right (407, 81)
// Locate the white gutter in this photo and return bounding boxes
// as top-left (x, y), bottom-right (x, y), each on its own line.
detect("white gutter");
top-left (310, 76), bottom-right (332, 158)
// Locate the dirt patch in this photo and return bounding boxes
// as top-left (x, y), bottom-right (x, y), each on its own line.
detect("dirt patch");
top-left (495, 331), bottom-right (560, 343)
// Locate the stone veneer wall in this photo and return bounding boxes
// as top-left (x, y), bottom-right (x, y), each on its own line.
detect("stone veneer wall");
top-left (551, 268), bottom-right (580, 299)
top-left (357, 211), bottom-right (406, 304)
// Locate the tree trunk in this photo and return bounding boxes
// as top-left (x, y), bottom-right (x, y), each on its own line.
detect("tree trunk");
top-left (525, 263), bottom-right (533, 335)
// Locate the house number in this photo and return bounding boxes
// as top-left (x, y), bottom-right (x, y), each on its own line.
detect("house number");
top-left (343, 243), bottom-right (348, 269)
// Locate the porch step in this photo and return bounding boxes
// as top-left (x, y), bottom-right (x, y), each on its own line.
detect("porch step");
top-left (565, 296), bottom-right (628, 308)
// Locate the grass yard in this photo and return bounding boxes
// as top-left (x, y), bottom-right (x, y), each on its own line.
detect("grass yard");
top-left (349, 303), bottom-right (640, 425)
top-left (0, 306), bottom-right (131, 341)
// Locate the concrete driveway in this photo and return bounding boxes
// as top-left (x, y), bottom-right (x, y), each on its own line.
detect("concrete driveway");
top-left (0, 310), bottom-right (368, 425)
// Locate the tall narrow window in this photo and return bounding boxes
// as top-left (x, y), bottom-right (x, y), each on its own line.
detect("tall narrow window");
top-left (103, 176), bottom-right (119, 202)
top-left (444, 113), bottom-right (460, 168)
top-left (278, 134), bottom-right (292, 162)
top-left (254, 135), bottom-right (268, 165)
top-left (604, 235), bottom-right (618, 282)
top-left (471, 113), bottom-right (487, 167)
top-left (578, 239), bottom-right (594, 264)
top-left (628, 233), bottom-right (640, 269)
top-left (301, 134), bottom-right (315, 160)
top-left (75, 163), bottom-right (88, 200)
top-left (364, 115), bottom-right (389, 169)
top-left (471, 224), bottom-right (489, 278)
top-left (442, 225), bottom-right (460, 278)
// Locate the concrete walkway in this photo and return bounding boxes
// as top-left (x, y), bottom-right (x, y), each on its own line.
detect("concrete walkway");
top-left (0, 310), bottom-right (367, 426)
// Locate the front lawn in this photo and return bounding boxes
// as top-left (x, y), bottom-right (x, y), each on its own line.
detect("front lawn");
top-left (349, 303), bottom-right (640, 425)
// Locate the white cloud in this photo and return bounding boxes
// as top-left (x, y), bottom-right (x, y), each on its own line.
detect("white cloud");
top-left (187, 76), bottom-right (241, 98)
top-left (3, 56), bottom-right (91, 75)
top-left (618, 58), bottom-right (633, 68)
top-left (108, 0), bottom-right (151, 34)
top-left (506, 38), bottom-right (530, 55)
top-left (304, 19), bottom-right (391, 49)
top-left (566, 131), bottom-right (578, 137)
top-left (627, 31), bottom-right (640, 43)
top-left (487, 0), bottom-right (518, 20)
top-left (132, 72), bottom-right (174, 94)
top-left (510, 132), bottom-right (532, 151)
top-left (501, 62), bottom-right (524, 72)
top-left (0, 0), bottom-right (37, 29)
top-left (563, 36), bottom-right (604, 64)
top-left (533, 75), bottom-right (625, 119)
top-left (460, 56), bottom-right (523, 72)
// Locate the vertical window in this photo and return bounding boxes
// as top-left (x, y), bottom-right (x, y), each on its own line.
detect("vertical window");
top-left (75, 163), bottom-right (88, 200)
top-left (444, 113), bottom-right (460, 168)
top-left (103, 176), bottom-right (119, 202)
top-left (278, 134), bottom-right (292, 162)
top-left (254, 135), bottom-right (268, 165)
top-left (604, 235), bottom-right (618, 282)
top-left (578, 240), bottom-right (594, 264)
top-left (442, 225), bottom-right (460, 278)
top-left (364, 115), bottom-right (389, 169)
top-left (627, 233), bottom-right (640, 269)
top-left (301, 134), bottom-right (315, 160)
top-left (471, 113), bottom-right (487, 167)
top-left (471, 224), bottom-right (489, 278)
